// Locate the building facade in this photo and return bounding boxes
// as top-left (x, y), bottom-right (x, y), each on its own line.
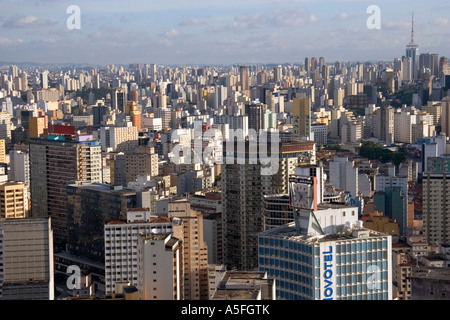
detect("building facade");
top-left (29, 135), bottom-right (102, 245)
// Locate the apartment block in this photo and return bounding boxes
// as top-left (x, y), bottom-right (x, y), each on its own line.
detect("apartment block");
top-left (29, 135), bottom-right (102, 245)
top-left (0, 217), bottom-right (54, 300)
top-left (137, 233), bottom-right (182, 300)
top-left (104, 209), bottom-right (181, 297)
top-left (168, 200), bottom-right (209, 300)
top-left (0, 181), bottom-right (28, 219)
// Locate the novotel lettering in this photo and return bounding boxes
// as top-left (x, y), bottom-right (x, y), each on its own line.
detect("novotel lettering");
top-left (323, 246), bottom-right (334, 300)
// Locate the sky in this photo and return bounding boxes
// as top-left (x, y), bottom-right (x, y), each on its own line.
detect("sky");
top-left (0, 0), bottom-right (449, 66)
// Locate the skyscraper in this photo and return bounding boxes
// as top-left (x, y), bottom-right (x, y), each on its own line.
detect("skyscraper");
top-left (292, 97), bottom-right (312, 141)
top-left (222, 140), bottom-right (316, 270)
top-left (137, 233), bottom-right (182, 300)
top-left (112, 88), bottom-right (127, 113)
top-left (104, 210), bottom-right (181, 297)
top-left (40, 71), bottom-right (48, 89)
top-left (273, 65), bottom-right (282, 84)
top-left (239, 65), bottom-right (250, 97)
top-left (419, 53), bottom-right (439, 78)
top-left (422, 156), bottom-right (450, 246)
top-left (0, 217), bottom-right (54, 300)
top-left (168, 200), bottom-right (209, 300)
top-left (245, 102), bottom-right (264, 132)
top-left (29, 135), bottom-right (102, 245)
top-left (406, 14), bottom-right (419, 80)
top-left (0, 181), bottom-right (28, 219)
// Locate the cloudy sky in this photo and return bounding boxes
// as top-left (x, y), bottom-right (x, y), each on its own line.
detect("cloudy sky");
top-left (0, 0), bottom-right (449, 66)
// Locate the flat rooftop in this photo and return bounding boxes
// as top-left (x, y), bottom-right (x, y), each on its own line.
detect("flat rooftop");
top-left (260, 221), bottom-right (387, 243)
top-left (411, 267), bottom-right (450, 281)
top-left (212, 271), bottom-right (273, 300)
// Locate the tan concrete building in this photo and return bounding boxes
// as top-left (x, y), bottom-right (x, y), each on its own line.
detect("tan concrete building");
top-left (29, 117), bottom-right (46, 138)
top-left (168, 200), bottom-right (209, 300)
top-left (137, 233), bottom-right (182, 300)
top-left (0, 217), bottom-right (54, 300)
top-left (0, 139), bottom-right (5, 164)
top-left (392, 241), bottom-right (414, 300)
top-left (0, 181), bottom-right (28, 219)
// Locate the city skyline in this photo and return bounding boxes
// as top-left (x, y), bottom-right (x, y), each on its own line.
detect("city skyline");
top-left (0, 0), bottom-right (449, 66)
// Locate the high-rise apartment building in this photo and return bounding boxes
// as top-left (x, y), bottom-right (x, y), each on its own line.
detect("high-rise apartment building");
top-left (40, 71), bottom-right (49, 89)
top-left (112, 88), bottom-right (127, 113)
top-left (373, 105), bottom-right (394, 144)
top-left (9, 149), bottom-right (30, 188)
top-left (293, 97), bottom-right (311, 141)
top-left (273, 65), bottom-right (282, 84)
top-left (29, 135), bottom-right (102, 245)
top-left (0, 181), bottom-right (28, 219)
top-left (222, 140), bottom-right (316, 270)
top-left (110, 147), bottom-right (159, 186)
top-left (0, 112), bottom-right (11, 144)
top-left (419, 53), bottom-right (439, 78)
top-left (440, 96), bottom-right (450, 136)
top-left (66, 182), bottom-right (141, 262)
top-left (0, 139), bottom-right (5, 164)
top-left (329, 157), bottom-right (359, 198)
top-left (99, 125), bottom-right (139, 154)
top-left (422, 156), bottom-right (450, 246)
top-left (168, 200), bottom-right (209, 300)
top-left (0, 217), bottom-right (54, 300)
top-left (239, 66), bottom-right (250, 97)
top-left (137, 233), bottom-right (182, 300)
top-left (245, 102), bottom-right (264, 132)
top-left (28, 117), bottom-right (46, 139)
top-left (104, 210), bottom-right (181, 297)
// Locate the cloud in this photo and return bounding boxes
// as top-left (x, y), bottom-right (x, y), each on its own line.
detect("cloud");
top-left (163, 28), bottom-right (180, 38)
top-left (2, 15), bottom-right (57, 28)
top-left (217, 8), bottom-right (319, 32)
top-left (434, 18), bottom-right (450, 26)
top-left (271, 8), bottom-right (319, 27)
top-left (179, 18), bottom-right (202, 26)
top-left (0, 37), bottom-right (24, 46)
top-left (384, 21), bottom-right (410, 30)
top-left (335, 12), bottom-right (350, 21)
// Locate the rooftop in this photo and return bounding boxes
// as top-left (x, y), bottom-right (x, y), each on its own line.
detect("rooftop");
top-left (261, 221), bottom-right (388, 243)
top-left (212, 271), bottom-right (274, 300)
top-left (410, 267), bottom-right (450, 281)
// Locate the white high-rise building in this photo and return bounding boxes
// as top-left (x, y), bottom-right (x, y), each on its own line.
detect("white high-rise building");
top-left (9, 149), bottom-right (30, 187)
top-left (137, 233), bottom-right (182, 300)
top-left (40, 71), bottom-right (49, 89)
top-left (329, 157), bottom-right (359, 198)
top-left (394, 108), bottom-right (417, 143)
top-left (104, 210), bottom-right (181, 297)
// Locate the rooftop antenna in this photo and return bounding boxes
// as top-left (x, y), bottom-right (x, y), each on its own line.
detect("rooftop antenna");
top-left (411, 13), bottom-right (415, 44)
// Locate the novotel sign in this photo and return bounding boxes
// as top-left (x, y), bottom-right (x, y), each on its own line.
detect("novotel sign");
top-left (320, 243), bottom-right (336, 300)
